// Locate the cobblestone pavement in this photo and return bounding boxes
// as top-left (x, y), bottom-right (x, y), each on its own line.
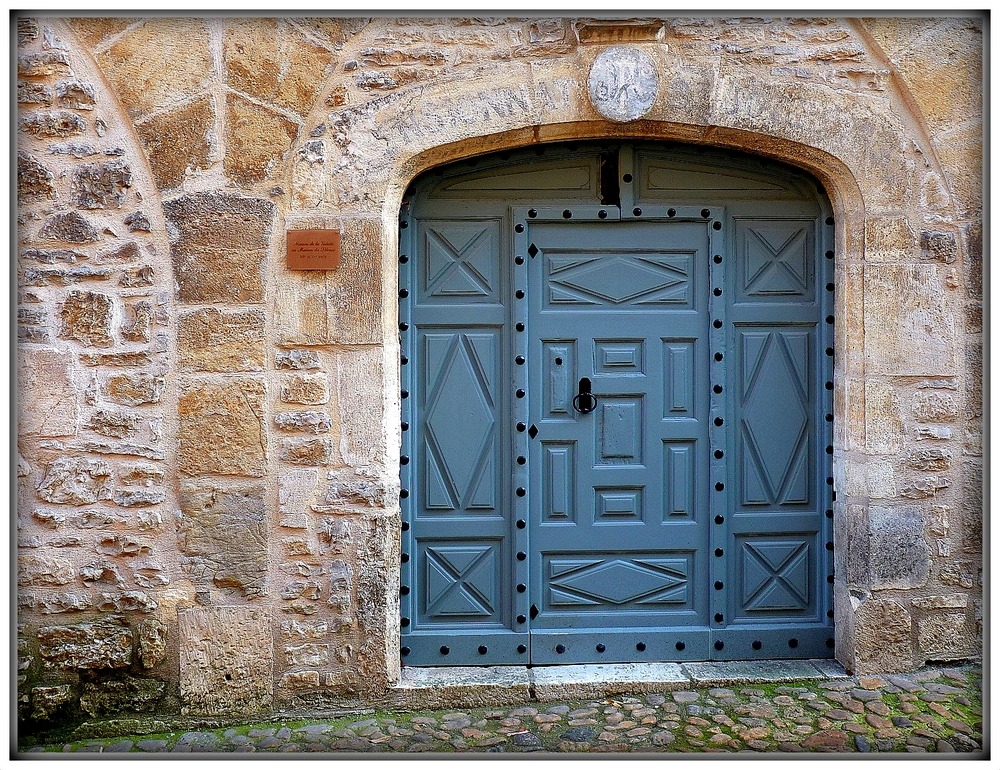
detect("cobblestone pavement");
top-left (21, 665), bottom-right (983, 755)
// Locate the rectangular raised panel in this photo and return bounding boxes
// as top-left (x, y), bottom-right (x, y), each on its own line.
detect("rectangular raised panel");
top-left (595, 339), bottom-right (644, 375)
top-left (597, 398), bottom-right (643, 465)
top-left (735, 219), bottom-right (816, 303)
top-left (542, 341), bottom-right (575, 418)
top-left (418, 540), bottom-right (503, 625)
top-left (663, 340), bottom-right (695, 417)
top-left (544, 553), bottom-right (692, 610)
top-left (543, 442), bottom-right (575, 522)
top-left (664, 441), bottom-right (695, 519)
top-left (595, 487), bottom-right (644, 523)
top-left (418, 219), bottom-right (501, 305)
top-left (737, 327), bottom-right (813, 507)
top-left (419, 330), bottom-right (499, 513)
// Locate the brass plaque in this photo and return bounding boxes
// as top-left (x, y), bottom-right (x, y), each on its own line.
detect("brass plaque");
top-left (287, 229), bottom-right (341, 270)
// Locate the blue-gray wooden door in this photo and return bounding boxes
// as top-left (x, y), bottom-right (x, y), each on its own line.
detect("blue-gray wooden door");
top-left (399, 144), bottom-right (835, 666)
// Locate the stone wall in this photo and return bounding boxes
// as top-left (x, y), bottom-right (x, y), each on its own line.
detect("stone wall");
top-left (16, 14), bottom-right (982, 725)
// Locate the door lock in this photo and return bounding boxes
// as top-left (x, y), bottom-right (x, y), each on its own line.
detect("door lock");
top-left (572, 377), bottom-right (598, 414)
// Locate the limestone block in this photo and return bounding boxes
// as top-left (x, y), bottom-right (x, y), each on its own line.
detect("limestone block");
top-left (55, 78), bottom-right (96, 110)
top-left (863, 216), bottom-right (916, 262)
top-left (854, 598), bottom-right (913, 673)
top-left (85, 409), bottom-right (140, 439)
top-left (911, 594), bottom-right (968, 610)
top-left (274, 410), bottom-right (332, 434)
top-left (18, 554), bottom-right (75, 586)
top-left (17, 151), bottom-right (54, 200)
top-left (72, 159), bottom-right (132, 209)
top-left (325, 469), bottom-right (389, 508)
top-left (279, 467), bottom-right (319, 521)
top-left (18, 80), bottom-right (53, 106)
top-left (98, 19), bottom-right (212, 120)
top-left (67, 17), bottom-right (139, 48)
top-left (37, 457), bottom-right (111, 504)
top-left (224, 19), bottom-right (335, 115)
top-left (328, 218), bottom-right (382, 344)
top-left (164, 192), bottom-right (273, 304)
top-left (864, 380), bottom-right (902, 454)
top-left (178, 481), bottom-right (267, 596)
top-left (224, 92), bottom-right (299, 186)
top-left (120, 300), bottom-right (152, 342)
top-left (17, 50), bottom-right (71, 77)
top-left (284, 643), bottom-right (331, 667)
top-left (337, 347), bottom-right (384, 465)
top-left (280, 372), bottom-right (329, 405)
top-left (38, 211), bottom-right (100, 243)
top-left (904, 448), bottom-right (951, 472)
top-left (912, 390), bottom-right (959, 422)
top-left (178, 308), bottom-right (266, 372)
top-left (275, 272), bottom-right (329, 345)
top-left (135, 97), bottom-right (214, 190)
top-left (868, 505), bottom-right (930, 590)
top-left (920, 230), bottom-right (958, 264)
top-left (960, 460), bottom-right (982, 553)
top-left (137, 619), bottom-right (167, 668)
top-left (864, 264), bottom-right (956, 376)
top-left (103, 372), bottom-right (164, 406)
top-left (865, 459), bottom-right (895, 499)
top-left (58, 290), bottom-right (113, 347)
top-left (281, 670), bottom-right (320, 689)
top-left (17, 347), bottom-right (79, 437)
top-left (112, 488), bottom-right (165, 507)
top-left (178, 606), bottom-right (273, 715)
top-left (37, 616), bottom-right (133, 670)
top-left (280, 437), bottom-right (333, 465)
top-left (917, 613), bottom-right (977, 660)
top-left (79, 675), bottom-right (166, 717)
top-left (19, 108), bottom-right (86, 137)
top-left (275, 348), bottom-right (321, 370)
top-left (119, 267), bottom-right (154, 288)
top-left (178, 379), bottom-right (266, 477)
top-left (31, 684), bottom-right (75, 720)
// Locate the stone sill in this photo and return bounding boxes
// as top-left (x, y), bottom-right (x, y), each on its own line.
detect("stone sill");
top-left (384, 659), bottom-right (848, 709)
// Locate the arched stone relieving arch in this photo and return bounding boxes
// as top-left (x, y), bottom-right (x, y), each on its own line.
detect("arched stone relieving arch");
top-left (281, 48), bottom-right (966, 681)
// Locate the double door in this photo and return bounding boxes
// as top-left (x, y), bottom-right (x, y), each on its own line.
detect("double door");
top-left (399, 152), bottom-right (834, 667)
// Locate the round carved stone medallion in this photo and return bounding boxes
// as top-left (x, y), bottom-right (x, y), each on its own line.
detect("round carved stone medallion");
top-left (587, 46), bottom-right (659, 122)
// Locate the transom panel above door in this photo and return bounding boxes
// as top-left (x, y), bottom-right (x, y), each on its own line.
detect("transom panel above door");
top-left (398, 143), bottom-right (835, 667)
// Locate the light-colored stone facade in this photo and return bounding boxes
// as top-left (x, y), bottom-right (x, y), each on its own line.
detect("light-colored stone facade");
top-left (16, 14), bottom-right (982, 723)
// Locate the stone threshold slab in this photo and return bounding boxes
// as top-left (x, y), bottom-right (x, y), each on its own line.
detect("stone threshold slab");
top-left (387, 659), bottom-right (848, 708)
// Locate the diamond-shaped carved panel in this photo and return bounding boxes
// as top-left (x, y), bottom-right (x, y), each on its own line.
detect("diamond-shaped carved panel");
top-left (546, 556), bottom-right (689, 608)
top-left (421, 221), bottom-right (499, 302)
top-left (422, 543), bottom-right (498, 620)
top-left (737, 220), bottom-right (814, 301)
top-left (546, 252), bottom-right (691, 307)
top-left (739, 330), bottom-right (811, 506)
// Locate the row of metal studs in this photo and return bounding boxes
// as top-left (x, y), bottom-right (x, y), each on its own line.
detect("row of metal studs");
top-left (823, 214), bottom-right (837, 631)
top-left (398, 216), bottom-right (413, 645)
top-left (513, 216), bottom-right (530, 633)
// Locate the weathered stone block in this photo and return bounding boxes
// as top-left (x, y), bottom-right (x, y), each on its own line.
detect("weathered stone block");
top-left (960, 460), bottom-right (982, 553)
top-left (178, 308), bottom-right (266, 372)
top-left (912, 594), bottom-right (968, 610)
top-left (920, 230), bottom-right (958, 264)
top-left (325, 470), bottom-right (389, 508)
top-left (178, 481), bottom-right (267, 595)
top-left (224, 19), bottom-right (335, 115)
top-left (18, 49), bottom-right (71, 76)
top-left (17, 347), bottom-right (79, 437)
top-left (864, 380), bottom-right (902, 454)
top-left (67, 17), bottom-right (139, 48)
top-left (104, 372), bottom-right (164, 406)
top-left (37, 457), bottom-right (112, 504)
top-left (863, 216), bottom-right (916, 262)
top-left (80, 351), bottom-right (153, 368)
top-left (904, 448), bottom-right (952, 472)
top-left (178, 606), bottom-right (273, 715)
top-left (39, 211), bottom-right (100, 243)
top-left (31, 684), bottom-right (75, 720)
top-left (136, 96), bottom-right (215, 190)
top-left (280, 437), bottom-right (333, 465)
top-left (72, 159), bottom-right (131, 209)
top-left (19, 108), bottom-right (85, 137)
top-left (98, 19), bottom-right (211, 120)
top-left (280, 372), bottom-right (329, 405)
top-left (912, 390), bottom-right (959, 422)
top-left (281, 670), bottom-right (320, 689)
top-left (55, 78), bottom-right (96, 110)
top-left (85, 408), bottom-right (142, 438)
top-left (79, 675), bottom-right (166, 717)
top-left (274, 410), bottom-right (332, 434)
top-left (58, 290), bottom-right (113, 347)
top-left (17, 151), bottom-right (54, 200)
top-left (284, 643), bottom-right (331, 667)
top-left (164, 192), bottom-right (273, 304)
top-left (854, 598), bottom-right (913, 673)
top-left (917, 613), bottom-right (976, 660)
top-left (18, 554), bottom-right (75, 586)
top-left (868, 505), bottom-right (930, 589)
top-left (38, 616), bottom-right (133, 670)
top-left (137, 619), bottom-right (167, 668)
top-left (275, 348), bottom-right (321, 370)
top-left (120, 300), bottom-right (152, 343)
top-left (124, 211), bottom-right (151, 232)
top-left (275, 272), bottom-right (329, 345)
top-left (178, 379), bottom-right (266, 477)
top-left (864, 264), bottom-right (956, 375)
top-left (132, 559), bottom-right (169, 588)
top-left (328, 218), bottom-right (382, 344)
top-left (225, 92), bottom-right (299, 186)
top-left (112, 488), bottom-right (166, 507)
top-left (18, 79), bottom-right (53, 105)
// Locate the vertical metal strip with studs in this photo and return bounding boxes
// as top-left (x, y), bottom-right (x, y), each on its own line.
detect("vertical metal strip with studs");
top-left (398, 208), bottom-right (414, 661)
top-left (707, 208), bottom-right (728, 657)
top-left (512, 211), bottom-right (531, 660)
top-left (822, 210), bottom-right (837, 652)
